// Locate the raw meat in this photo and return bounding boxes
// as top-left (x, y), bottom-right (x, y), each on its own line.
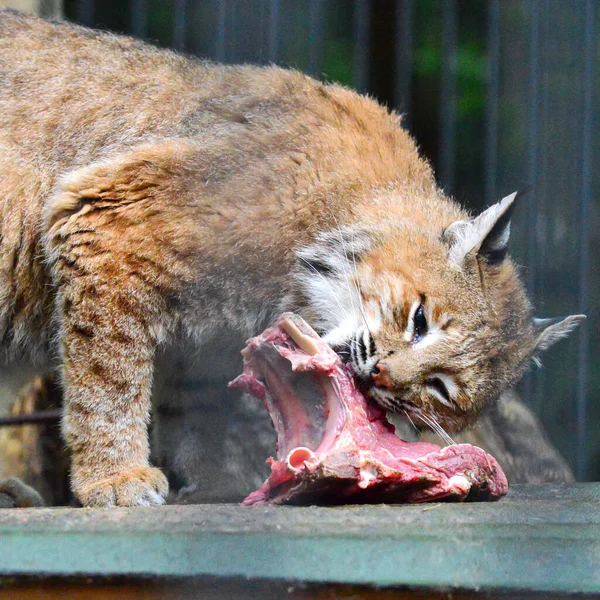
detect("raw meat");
top-left (230, 313), bottom-right (508, 506)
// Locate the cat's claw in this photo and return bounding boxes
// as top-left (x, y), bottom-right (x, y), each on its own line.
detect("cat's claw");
top-left (74, 466), bottom-right (169, 507)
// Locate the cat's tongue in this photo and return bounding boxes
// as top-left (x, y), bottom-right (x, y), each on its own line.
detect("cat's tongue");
top-left (229, 313), bottom-right (508, 506)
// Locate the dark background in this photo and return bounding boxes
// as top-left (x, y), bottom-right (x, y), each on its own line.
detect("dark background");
top-left (64, 0), bottom-right (599, 481)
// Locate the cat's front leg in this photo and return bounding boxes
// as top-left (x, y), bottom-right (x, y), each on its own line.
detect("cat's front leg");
top-left (59, 275), bottom-right (169, 507)
top-left (47, 200), bottom-right (172, 506)
top-left (43, 141), bottom-right (207, 507)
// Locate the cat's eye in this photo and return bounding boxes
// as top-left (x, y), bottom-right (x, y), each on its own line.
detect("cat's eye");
top-left (413, 304), bottom-right (428, 341)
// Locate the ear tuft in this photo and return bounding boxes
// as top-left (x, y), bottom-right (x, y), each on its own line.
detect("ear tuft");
top-left (533, 314), bottom-right (586, 353)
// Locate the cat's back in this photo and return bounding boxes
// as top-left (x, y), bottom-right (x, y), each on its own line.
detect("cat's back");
top-left (0, 10), bottom-right (212, 168)
top-left (0, 9), bottom-right (426, 190)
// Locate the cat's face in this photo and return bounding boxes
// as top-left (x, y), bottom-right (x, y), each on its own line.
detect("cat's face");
top-left (296, 192), bottom-right (584, 433)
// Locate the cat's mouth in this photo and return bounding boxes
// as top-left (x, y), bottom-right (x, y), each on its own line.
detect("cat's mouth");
top-left (230, 312), bottom-right (507, 505)
top-left (331, 347), bottom-right (411, 412)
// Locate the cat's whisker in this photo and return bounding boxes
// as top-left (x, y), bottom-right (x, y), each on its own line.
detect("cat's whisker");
top-left (402, 408), bottom-right (420, 437)
top-left (412, 409), bottom-right (456, 447)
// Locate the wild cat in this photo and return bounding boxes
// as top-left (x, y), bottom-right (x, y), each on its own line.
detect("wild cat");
top-left (0, 10), bottom-right (583, 507)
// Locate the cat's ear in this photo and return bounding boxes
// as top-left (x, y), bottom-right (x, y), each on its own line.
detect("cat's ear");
top-left (532, 315), bottom-right (586, 352)
top-left (444, 191), bottom-right (517, 266)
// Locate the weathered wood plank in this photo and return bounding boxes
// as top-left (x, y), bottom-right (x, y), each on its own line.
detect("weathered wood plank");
top-left (0, 484), bottom-right (598, 594)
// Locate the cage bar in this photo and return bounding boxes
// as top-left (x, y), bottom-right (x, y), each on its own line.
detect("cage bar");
top-left (522, 0), bottom-right (540, 405)
top-left (576, 0), bottom-right (594, 481)
top-left (308, 0), bottom-right (324, 78)
top-left (173, 0), bottom-right (188, 51)
top-left (439, 0), bottom-right (457, 194)
top-left (268, 0), bottom-right (280, 63)
top-left (229, 1), bottom-right (238, 63)
top-left (526, 1), bottom-right (540, 302)
top-left (131, 0), bottom-right (148, 39)
top-left (75, 0), bottom-right (94, 26)
top-left (353, 0), bottom-right (371, 93)
top-left (484, 0), bottom-right (500, 205)
top-left (533, 1), bottom-right (551, 416)
top-left (395, 0), bottom-right (414, 128)
top-left (215, 0), bottom-right (227, 62)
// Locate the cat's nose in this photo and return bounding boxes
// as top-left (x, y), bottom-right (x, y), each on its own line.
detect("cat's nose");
top-left (371, 362), bottom-right (395, 390)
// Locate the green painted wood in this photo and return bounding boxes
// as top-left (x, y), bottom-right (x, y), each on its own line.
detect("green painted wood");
top-left (0, 484), bottom-right (599, 594)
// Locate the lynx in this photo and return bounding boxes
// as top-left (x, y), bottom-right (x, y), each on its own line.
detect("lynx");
top-left (0, 10), bottom-right (583, 507)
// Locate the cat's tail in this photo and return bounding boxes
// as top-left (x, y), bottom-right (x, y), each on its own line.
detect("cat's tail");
top-left (0, 476), bottom-right (44, 507)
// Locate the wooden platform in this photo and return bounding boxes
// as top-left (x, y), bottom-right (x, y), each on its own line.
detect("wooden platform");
top-left (0, 483), bottom-right (598, 598)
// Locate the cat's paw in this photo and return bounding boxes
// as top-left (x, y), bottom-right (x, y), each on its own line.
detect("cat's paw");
top-left (75, 467), bottom-right (169, 507)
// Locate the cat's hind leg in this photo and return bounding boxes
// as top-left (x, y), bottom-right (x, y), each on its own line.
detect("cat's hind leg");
top-left (152, 339), bottom-right (275, 504)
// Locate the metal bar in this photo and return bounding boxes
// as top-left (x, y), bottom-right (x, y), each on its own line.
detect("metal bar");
top-left (268, 0), bottom-right (280, 63)
top-left (75, 0), bottom-right (94, 26)
top-left (216, 0), bottom-right (227, 62)
top-left (259, 0), bottom-right (268, 63)
top-left (131, 0), bottom-right (149, 39)
top-left (534, 0), bottom-right (551, 416)
top-left (229, 0), bottom-right (238, 63)
top-left (576, 0), bottom-right (594, 481)
top-left (352, 0), bottom-right (371, 93)
top-left (526, 1), bottom-right (539, 302)
top-left (484, 0), bottom-right (500, 205)
top-left (0, 409), bottom-right (61, 428)
top-left (523, 0), bottom-right (540, 405)
top-left (173, 0), bottom-right (188, 51)
top-left (308, 0), bottom-right (324, 78)
top-left (395, 0), bottom-right (414, 128)
top-left (439, 0), bottom-right (458, 194)
top-left (39, 0), bottom-right (63, 19)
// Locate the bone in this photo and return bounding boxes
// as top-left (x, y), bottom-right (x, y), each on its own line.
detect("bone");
top-left (286, 447), bottom-right (316, 471)
top-left (280, 316), bottom-right (320, 356)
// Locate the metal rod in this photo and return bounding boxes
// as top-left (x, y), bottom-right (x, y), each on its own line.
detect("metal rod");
top-left (216, 0), bottom-right (227, 62)
top-left (173, 0), bottom-right (188, 51)
top-left (523, 0), bottom-right (540, 405)
top-left (75, 0), bottom-right (94, 26)
top-left (576, 0), bottom-right (594, 481)
top-left (0, 409), bottom-right (62, 428)
top-left (229, 0), bottom-right (238, 63)
top-left (484, 0), bottom-right (500, 205)
top-left (526, 1), bottom-right (539, 303)
top-left (439, 0), bottom-right (457, 194)
top-left (353, 0), bottom-right (371, 93)
top-left (268, 0), bottom-right (280, 63)
top-left (395, 0), bottom-right (414, 129)
top-left (534, 0), bottom-right (551, 416)
top-left (308, 0), bottom-right (324, 78)
top-left (131, 0), bottom-right (149, 39)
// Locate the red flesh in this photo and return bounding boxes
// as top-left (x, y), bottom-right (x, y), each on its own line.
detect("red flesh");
top-left (230, 313), bottom-right (508, 506)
